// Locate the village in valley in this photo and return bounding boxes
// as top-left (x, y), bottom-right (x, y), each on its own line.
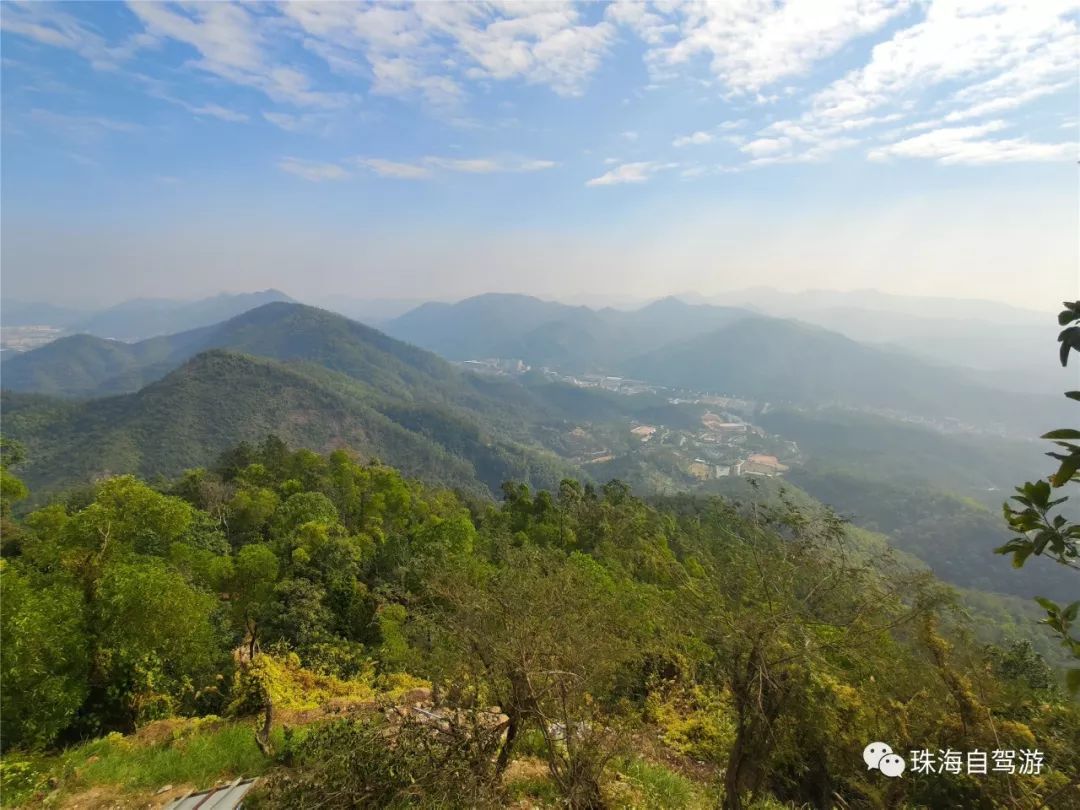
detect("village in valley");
top-left (454, 358), bottom-right (802, 489)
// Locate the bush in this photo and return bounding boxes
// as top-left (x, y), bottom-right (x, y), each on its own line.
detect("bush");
top-left (250, 709), bottom-right (504, 809)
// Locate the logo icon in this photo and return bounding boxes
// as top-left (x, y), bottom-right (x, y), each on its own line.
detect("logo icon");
top-left (864, 742), bottom-right (904, 778)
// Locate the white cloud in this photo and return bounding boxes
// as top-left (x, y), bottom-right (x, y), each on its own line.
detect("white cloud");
top-left (616, 0), bottom-right (910, 93)
top-left (127, 2), bottom-right (348, 109)
top-left (277, 157), bottom-right (349, 181)
top-left (185, 103), bottom-right (248, 122)
top-left (425, 156), bottom-right (558, 174)
top-left (673, 130), bottom-right (714, 147)
top-left (278, 1), bottom-right (614, 107)
top-left (0, 1), bottom-right (145, 70)
top-left (356, 158), bottom-right (433, 180)
top-left (741, 137), bottom-right (792, 158)
top-left (810, 0), bottom-right (1077, 124)
top-left (586, 161), bottom-right (672, 186)
top-left (868, 121), bottom-right (1075, 164)
top-left (352, 155), bottom-right (557, 179)
top-left (26, 108), bottom-right (142, 142)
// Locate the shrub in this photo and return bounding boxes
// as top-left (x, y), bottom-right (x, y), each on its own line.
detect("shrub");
top-left (250, 709), bottom-right (504, 809)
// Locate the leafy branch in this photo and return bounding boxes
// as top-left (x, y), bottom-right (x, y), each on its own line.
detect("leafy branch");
top-left (997, 301), bottom-right (1080, 691)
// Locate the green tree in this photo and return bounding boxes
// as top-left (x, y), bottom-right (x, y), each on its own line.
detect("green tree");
top-left (91, 557), bottom-right (224, 729)
top-left (997, 301), bottom-right (1080, 691)
top-left (424, 545), bottom-right (642, 808)
top-left (0, 560), bottom-right (89, 749)
top-left (230, 543), bottom-right (280, 658)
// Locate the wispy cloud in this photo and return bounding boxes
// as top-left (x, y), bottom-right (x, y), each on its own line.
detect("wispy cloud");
top-left (673, 130), bottom-right (714, 147)
top-left (128, 2), bottom-right (349, 109)
top-left (277, 157), bottom-right (349, 182)
top-left (280, 2), bottom-right (614, 108)
top-left (355, 158), bottom-right (433, 180)
top-left (425, 156), bottom-right (557, 174)
top-left (610, 0), bottom-right (909, 93)
top-left (26, 108), bottom-right (142, 142)
top-left (0, 1), bottom-right (146, 70)
top-left (184, 102), bottom-right (248, 122)
top-left (586, 161), bottom-right (674, 187)
top-left (809, 0), bottom-right (1076, 126)
top-left (868, 121), bottom-right (1074, 165)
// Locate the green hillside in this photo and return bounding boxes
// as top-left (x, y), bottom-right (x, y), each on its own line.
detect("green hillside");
top-left (0, 331), bottom-right (203, 398)
top-left (67, 289), bottom-right (296, 340)
top-left (385, 294), bottom-right (751, 372)
top-left (2, 302), bottom-right (462, 400)
top-left (1, 351), bottom-right (575, 500)
top-left (625, 317), bottom-right (1063, 432)
top-left (3, 444), bottom-right (1075, 809)
top-left (756, 407), bottom-right (1044, 496)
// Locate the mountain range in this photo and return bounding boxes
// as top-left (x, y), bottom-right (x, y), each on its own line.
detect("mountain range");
top-left (5, 293), bottom-right (1067, 437)
top-left (1, 289), bottom-right (294, 341)
top-left (0, 302), bottom-right (674, 498)
top-left (383, 293), bottom-right (1065, 433)
top-left (1, 293), bottom-right (1070, 611)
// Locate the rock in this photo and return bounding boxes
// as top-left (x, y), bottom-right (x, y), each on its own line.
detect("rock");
top-left (402, 687), bottom-right (432, 705)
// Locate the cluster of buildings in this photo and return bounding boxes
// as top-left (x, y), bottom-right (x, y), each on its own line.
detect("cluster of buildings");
top-left (457, 358), bottom-right (529, 376)
top-left (689, 454), bottom-right (790, 481)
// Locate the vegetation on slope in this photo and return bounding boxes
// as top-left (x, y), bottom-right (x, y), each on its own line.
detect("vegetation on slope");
top-left (0, 351), bottom-right (576, 501)
top-left (1, 440), bottom-right (1076, 809)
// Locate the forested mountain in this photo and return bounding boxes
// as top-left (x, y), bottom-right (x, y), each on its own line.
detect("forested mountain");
top-left (385, 294), bottom-right (1064, 432)
top-left (383, 293), bottom-right (751, 370)
top-left (0, 290), bottom-right (295, 342)
top-left (0, 330), bottom-right (214, 397)
top-left (0, 299), bottom-right (88, 328)
top-left (68, 289), bottom-right (297, 340)
top-left (625, 317), bottom-right (1063, 432)
top-left (0, 350), bottom-right (575, 499)
top-left (9, 295), bottom-right (1060, 435)
top-left (785, 466), bottom-right (1077, 604)
top-left (4, 301), bottom-right (485, 400)
top-left (756, 407), bottom-right (1045, 496)
top-left (383, 293), bottom-right (588, 359)
top-left (2, 298), bottom-right (1077, 810)
top-left (700, 288), bottom-right (1062, 394)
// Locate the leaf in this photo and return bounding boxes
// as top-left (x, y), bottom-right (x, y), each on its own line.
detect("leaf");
top-left (1066, 668), bottom-right (1080, 695)
top-left (1042, 429), bottom-right (1080, 440)
top-left (1034, 596), bottom-right (1059, 614)
top-left (1066, 391), bottom-right (1080, 402)
top-left (1064, 601), bottom-right (1080, 623)
top-left (1059, 326), bottom-right (1080, 366)
top-left (1052, 456), bottom-right (1080, 487)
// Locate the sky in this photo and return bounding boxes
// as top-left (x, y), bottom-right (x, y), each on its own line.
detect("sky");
top-left (1, 0), bottom-right (1077, 310)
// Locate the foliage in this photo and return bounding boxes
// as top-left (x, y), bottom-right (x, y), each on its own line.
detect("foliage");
top-left (0, 561), bottom-right (88, 750)
top-left (997, 301), bottom-right (1080, 692)
top-left (2, 438), bottom-right (1078, 809)
top-left (248, 712), bottom-right (504, 809)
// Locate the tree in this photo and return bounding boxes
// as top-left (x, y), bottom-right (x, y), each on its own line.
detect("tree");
top-left (0, 560), bottom-right (88, 749)
top-left (996, 301), bottom-right (1080, 691)
top-left (91, 557), bottom-right (224, 729)
top-left (0, 438), bottom-right (30, 555)
top-left (230, 543), bottom-right (280, 658)
top-left (422, 545), bottom-right (642, 809)
top-left (677, 500), bottom-right (933, 810)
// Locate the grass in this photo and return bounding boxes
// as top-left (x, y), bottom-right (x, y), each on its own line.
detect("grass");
top-left (1, 718), bottom-right (279, 807)
top-left (66, 723), bottom-right (275, 790)
top-left (611, 756), bottom-right (713, 809)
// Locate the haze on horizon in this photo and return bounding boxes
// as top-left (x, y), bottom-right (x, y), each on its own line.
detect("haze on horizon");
top-left (1, 1), bottom-right (1077, 311)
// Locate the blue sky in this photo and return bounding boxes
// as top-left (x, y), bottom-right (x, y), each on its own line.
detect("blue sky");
top-left (1, 1), bottom-right (1076, 309)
